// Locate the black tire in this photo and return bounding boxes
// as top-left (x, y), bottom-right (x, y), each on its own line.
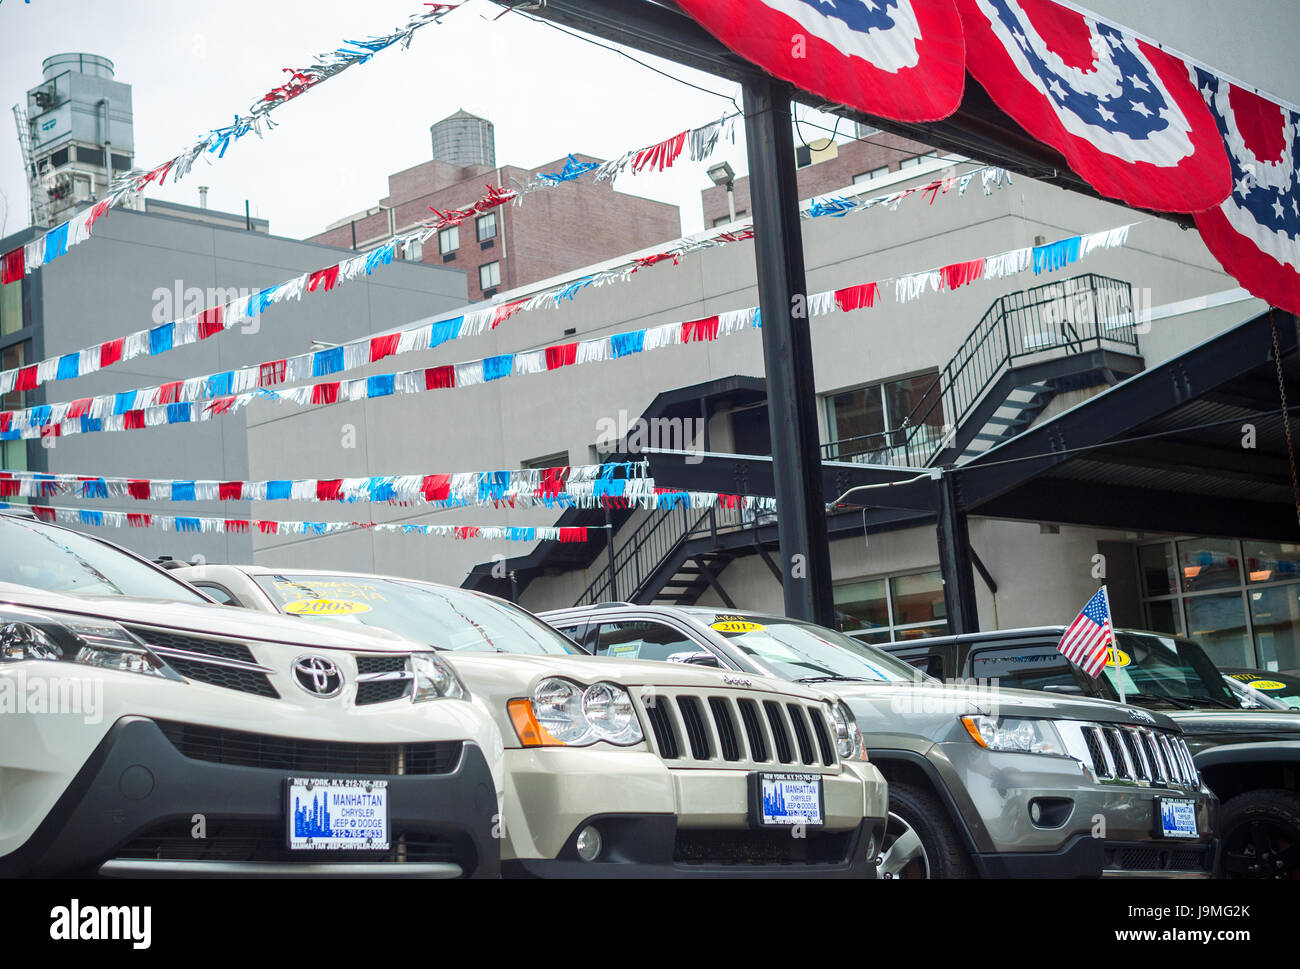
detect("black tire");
top-left (1220, 789), bottom-right (1300, 879)
top-left (878, 781), bottom-right (974, 879)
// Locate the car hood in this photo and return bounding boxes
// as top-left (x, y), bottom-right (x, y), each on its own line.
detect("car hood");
top-left (0, 581), bottom-right (426, 654)
top-left (441, 652), bottom-right (824, 698)
top-left (832, 679), bottom-right (1180, 730)
top-left (1166, 708), bottom-right (1300, 738)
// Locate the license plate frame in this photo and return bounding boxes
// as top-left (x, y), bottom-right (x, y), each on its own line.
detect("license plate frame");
top-left (1153, 796), bottom-right (1199, 840)
top-left (285, 777), bottom-right (390, 851)
top-left (749, 772), bottom-right (825, 829)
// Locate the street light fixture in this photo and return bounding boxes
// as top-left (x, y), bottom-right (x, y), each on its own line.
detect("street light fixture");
top-left (707, 161), bottom-right (737, 224)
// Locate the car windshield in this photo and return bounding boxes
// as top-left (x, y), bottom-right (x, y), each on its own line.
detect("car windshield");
top-left (702, 612), bottom-right (928, 683)
top-left (1096, 632), bottom-right (1239, 707)
top-left (253, 573), bottom-right (583, 655)
top-left (0, 515), bottom-right (208, 602)
top-left (1223, 670), bottom-right (1300, 710)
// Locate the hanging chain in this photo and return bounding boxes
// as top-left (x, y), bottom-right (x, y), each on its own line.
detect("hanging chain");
top-left (1269, 310), bottom-right (1300, 532)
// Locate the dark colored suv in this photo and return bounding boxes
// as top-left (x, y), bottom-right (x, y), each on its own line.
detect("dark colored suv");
top-left (880, 627), bottom-right (1300, 879)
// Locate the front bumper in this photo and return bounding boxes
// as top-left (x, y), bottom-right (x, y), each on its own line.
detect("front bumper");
top-left (940, 742), bottom-right (1218, 878)
top-left (1, 716), bottom-right (501, 878)
top-left (501, 747), bottom-right (886, 877)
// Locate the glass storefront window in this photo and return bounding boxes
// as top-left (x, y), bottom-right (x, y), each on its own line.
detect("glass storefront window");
top-left (834, 570), bottom-right (947, 643)
top-left (1139, 543), bottom-right (1178, 597)
top-left (891, 571), bottom-right (946, 625)
top-left (1243, 540), bottom-right (1300, 584)
top-left (1178, 537), bottom-right (1242, 592)
top-left (1248, 585), bottom-right (1300, 672)
top-left (1184, 592), bottom-right (1253, 667)
top-left (833, 578), bottom-right (889, 636)
top-left (1144, 599), bottom-right (1181, 635)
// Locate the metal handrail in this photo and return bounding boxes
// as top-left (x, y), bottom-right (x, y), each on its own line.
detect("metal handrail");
top-left (822, 274), bottom-right (1136, 467)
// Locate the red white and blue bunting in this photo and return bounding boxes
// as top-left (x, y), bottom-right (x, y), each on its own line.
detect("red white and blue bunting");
top-left (0, 463), bottom-right (775, 514)
top-left (0, 223), bottom-right (1136, 441)
top-left (1193, 70), bottom-right (1300, 317)
top-left (0, 158), bottom-right (1008, 398)
top-left (1, 503), bottom-right (589, 542)
top-left (674, 0), bottom-right (967, 123)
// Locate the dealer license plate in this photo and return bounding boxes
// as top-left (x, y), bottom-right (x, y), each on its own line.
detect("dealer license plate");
top-left (1157, 797), bottom-right (1199, 839)
top-left (287, 777), bottom-right (390, 850)
top-left (756, 772), bottom-right (824, 827)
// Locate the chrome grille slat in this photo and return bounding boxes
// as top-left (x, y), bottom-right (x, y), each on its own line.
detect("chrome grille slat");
top-left (1058, 722), bottom-right (1197, 789)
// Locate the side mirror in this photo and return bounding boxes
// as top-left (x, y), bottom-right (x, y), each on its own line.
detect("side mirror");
top-left (668, 651), bottom-right (722, 668)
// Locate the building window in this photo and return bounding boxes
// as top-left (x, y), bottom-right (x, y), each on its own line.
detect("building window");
top-left (522, 451), bottom-right (569, 471)
top-left (404, 239), bottom-right (423, 262)
top-left (823, 370), bottom-right (943, 462)
top-left (834, 570), bottom-right (947, 644)
top-left (479, 261), bottom-right (501, 292)
top-left (477, 212), bottom-right (497, 243)
top-left (899, 151), bottom-right (940, 169)
top-left (1, 342), bottom-right (26, 410)
top-left (438, 225), bottom-right (459, 255)
top-left (1138, 538), bottom-right (1300, 671)
top-left (0, 279), bottom-right (22, 336)
top-left (853, 166), bottom-right (890, 185)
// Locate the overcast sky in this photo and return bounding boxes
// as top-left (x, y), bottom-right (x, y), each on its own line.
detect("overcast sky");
top-left (0, 0), bottom-right (806, 242)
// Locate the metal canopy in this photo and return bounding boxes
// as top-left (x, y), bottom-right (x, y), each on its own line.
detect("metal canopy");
top-left (520, 0), bottom-right (1192, 226)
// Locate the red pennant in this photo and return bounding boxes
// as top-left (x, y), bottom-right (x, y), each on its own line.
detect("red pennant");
top-left (421, 474), bottom-right (452, 502)
top-left (259, 360), bottom-right (287, 387)
top-left (99, 338), bottom-right (125, 368)
top-left (0, 247), bottom-right (24, 286)
top-left (545, 343), bottom-right (578, 370)
top-left (219, 482), bottom-right (243, 501)
top-left (311, 382), bottom-right (340, 405)
top-left (682, 316), bottom-right (721, 343)
top-left (316, 479), bottom-right (343, 501)
top-left (940, 258), bottom-right (986, 291)
top-left (369, 333), bottom-right (401, 362)
top-left (128, 480), bottom-right (151, 500)
top-left (835, 283), bottom-right (880, 312)
top-left (424, 365), bottom-right (455, 389)
top-left (127, 513), bottom-right (152, 528)
top-left (307, 265), bottom-right (341, 293)
top-left (156, 381), bottom-right (183, 405)
top-left (123, 410), bottom-right (146, 430)
top-left (197, 305), bottom-right (224, 340)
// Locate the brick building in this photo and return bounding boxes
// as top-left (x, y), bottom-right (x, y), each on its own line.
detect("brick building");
top-left (701, 127), bottom-right (938, 227)
top-left (308, 110), bottom-right (682, 302)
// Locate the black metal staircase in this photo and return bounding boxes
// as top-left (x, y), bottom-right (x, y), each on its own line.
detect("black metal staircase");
top-left (821, 274), bottom-right (1144, 467)
top-left (572, 275), bottom-right (1145, 608)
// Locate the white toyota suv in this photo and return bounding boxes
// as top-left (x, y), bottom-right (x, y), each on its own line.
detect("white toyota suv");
top-left (0, 511), bottom-right (505, 878)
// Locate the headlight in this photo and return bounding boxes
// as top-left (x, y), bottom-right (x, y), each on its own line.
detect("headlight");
top-left (508, 677), bottom-right (644, 747)
top-left (829, 700), bottom-right (866, 760)
top-left (961, 715), bottom-right (1065, 755)
top-left (410, 652), bottom-right (467, 702)
top-left (0, 607), bottom-right (179, 679)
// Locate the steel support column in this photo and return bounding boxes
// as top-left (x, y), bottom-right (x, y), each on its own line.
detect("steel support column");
top-left (743, 77), bottom-right (834, 626)
top-left (935, 469), bottom-right (979, 634)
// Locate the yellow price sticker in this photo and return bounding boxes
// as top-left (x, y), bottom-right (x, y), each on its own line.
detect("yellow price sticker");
top-left (711, 619), bottom-right (766, 634)
top-left (1105, 647), bottom-right (1131, 668)
top-left (1247, 679), bottom-right (1287, 691)
top-left (283, 598), bottom-right (372, 617)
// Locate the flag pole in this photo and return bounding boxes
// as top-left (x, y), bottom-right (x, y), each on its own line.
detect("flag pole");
top-left (1101, 584), bottom-right (1124, 703)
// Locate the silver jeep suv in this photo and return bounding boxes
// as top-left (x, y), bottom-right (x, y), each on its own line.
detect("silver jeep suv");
top-left (543, 604), bottom-right (1218, 879)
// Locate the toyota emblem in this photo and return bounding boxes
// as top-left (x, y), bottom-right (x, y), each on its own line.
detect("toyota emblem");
top-left (293, 655), bottom-right (343, 698)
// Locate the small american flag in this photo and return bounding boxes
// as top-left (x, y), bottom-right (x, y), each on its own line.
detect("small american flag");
top-left (1058, 587), bottom-right (1114, 678)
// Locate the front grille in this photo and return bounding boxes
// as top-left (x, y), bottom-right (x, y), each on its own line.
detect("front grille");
top-left (114, 819), bottom-right (460, 865)
top-left (673, 828), bottom-right (854, 867)
top-left (356, 679), bottom-right (411, 705)
top-left (166, 657), bottom-right (279, 698)
top-left (1103, 842), bottom-right (1213, 874)
top-left (126, 626), bottom-right (256, 664)
top-left (640, 691), bottom-right (838, 769)
top-left (1064, 723), bottom-right (1198, 789)
top-left (156, 720), bottom-right (462, 775)
top-left (356, 655), bottom-right (407, 675)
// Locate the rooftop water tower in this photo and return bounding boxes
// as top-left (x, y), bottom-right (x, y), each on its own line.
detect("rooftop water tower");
top-left (17, 53), bottom-right (134, 226)
top-left (430, 109), bottom-right (495, 168)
